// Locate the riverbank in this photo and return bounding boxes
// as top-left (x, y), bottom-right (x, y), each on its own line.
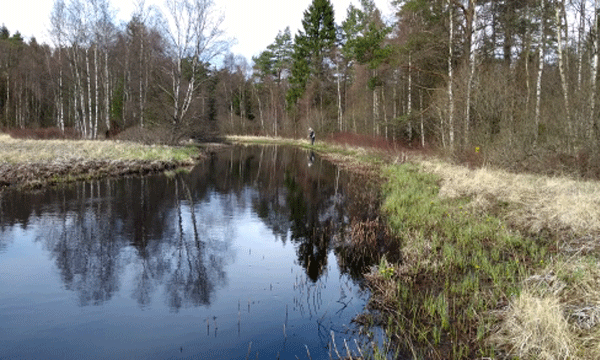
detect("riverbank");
top-left (0, 134), bottom-right (203, 190)
top-left (228, 135), bottom-right (600, 360)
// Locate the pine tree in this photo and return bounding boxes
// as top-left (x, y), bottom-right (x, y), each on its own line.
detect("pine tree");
top-left (287, 0), bottom-right (336, 108)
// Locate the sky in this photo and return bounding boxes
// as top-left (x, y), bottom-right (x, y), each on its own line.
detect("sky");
top-left (0, 0), bottom-right (395, 61)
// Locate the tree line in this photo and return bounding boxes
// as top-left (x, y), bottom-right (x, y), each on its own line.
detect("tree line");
top-left (2, 0), bottom-right (600, 164)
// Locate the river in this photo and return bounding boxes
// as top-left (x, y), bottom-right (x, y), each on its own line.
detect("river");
top-left (0, 145), bottom-right (382, 360)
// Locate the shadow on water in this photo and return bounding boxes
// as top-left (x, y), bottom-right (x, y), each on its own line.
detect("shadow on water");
top-left (0, 145), bottom-right (398, 359)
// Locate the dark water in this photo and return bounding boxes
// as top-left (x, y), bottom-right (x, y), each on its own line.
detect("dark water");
top-left (0, 145), bottom-right (379, 360)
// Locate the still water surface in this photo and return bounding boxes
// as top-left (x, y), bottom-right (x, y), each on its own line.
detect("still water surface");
top-left (0, 145), bottom-right (376, 359)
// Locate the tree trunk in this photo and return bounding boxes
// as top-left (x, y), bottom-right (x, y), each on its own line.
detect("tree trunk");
top-left (556, 1), bottom-right (572, 147)
top-left (58, 49), bottom-right (65, 132)
top-left (465, 0), bottom-right (477, 146)
top-left (86, 48), bottom-right (93, 139)
top-left (94, 45), bottom-right (99, 139)
top-left (577, 0), bottom-right (586, 92)
top-left (420, 89), bottom-right (425, 148)
top-left (336, 60), bottom-right (343, 132)
top-left (592, 0), bottom-right (600, 139)
top-left (407, 52), bottom-right (414, 142)
top-left (139, 34), bottom-right (145, 128)
top-left (104, 50), bottom-right (110, 132)
top-left (448, 0), bottom-right (455, 149)
top-left (534, 0), bottom-right (545, 144)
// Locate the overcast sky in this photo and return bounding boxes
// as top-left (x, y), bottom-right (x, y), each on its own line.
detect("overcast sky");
top-left (0, 0), bottom-right (394, 61)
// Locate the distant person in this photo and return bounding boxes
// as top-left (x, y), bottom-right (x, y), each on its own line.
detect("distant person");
top-left (308, 127), bottom-right (315, 145)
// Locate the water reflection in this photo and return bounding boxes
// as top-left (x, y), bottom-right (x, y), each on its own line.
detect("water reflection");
top-left (0, 145), bottom-right (388, 359)
top-left (0, 145), bottom-right (371, 310)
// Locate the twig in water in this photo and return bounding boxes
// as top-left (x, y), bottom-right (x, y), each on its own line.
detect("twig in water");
top-left (354, 339), bottom-right (364, 358)
top-left (330, 331), bottom-right (342, 358)
top-left (344, 339), bottom-right (353, 359)
top-left (305, 345), bottom-right (312, 360)
top-left (246, 342), bottom-right (252, 360)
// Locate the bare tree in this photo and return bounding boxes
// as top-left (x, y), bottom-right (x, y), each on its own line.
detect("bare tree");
top-left (160, 0), bottom-right (229, 138)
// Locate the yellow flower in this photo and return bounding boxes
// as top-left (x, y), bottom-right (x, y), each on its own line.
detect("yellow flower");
top-left (475, 146), bottom-right (480, 153)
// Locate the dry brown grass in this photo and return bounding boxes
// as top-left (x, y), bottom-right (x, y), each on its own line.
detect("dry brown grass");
top-left (491, 259), bottom-right (600, 360)
top-left (0, 134), bottom-right (196, 164)
top-left (0, 134), bottom-right (201, 189)
top-left (419, 159), bottom-right (600, 237)
top-left (492, 290), bottom-right (575, 360)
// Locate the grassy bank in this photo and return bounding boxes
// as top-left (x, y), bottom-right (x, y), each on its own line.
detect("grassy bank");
top-left (0, 134), bottom-right (201, 189)
top-left (229, 136), bottom-right (600, 359)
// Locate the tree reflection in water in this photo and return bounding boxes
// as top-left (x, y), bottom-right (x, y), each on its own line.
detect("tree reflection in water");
top-left (0, 145), bottom-right (380, 310)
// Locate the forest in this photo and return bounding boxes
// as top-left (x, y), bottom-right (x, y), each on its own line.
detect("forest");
top-left (1, 0), bottom-right (599, 174)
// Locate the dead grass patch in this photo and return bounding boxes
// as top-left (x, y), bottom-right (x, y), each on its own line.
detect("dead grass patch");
top-left (492, 290), bottom-right (575, 360)
top-left (420, 160), bottom-right (600, 237)
top-left (0, 134), bottom-right (201, 189)
top-left (492, 258), bottom-right (600, 360)
top-left (0, 134), bottom-right (197, 164)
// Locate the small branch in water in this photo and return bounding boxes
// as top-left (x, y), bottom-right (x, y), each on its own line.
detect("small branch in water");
top-left (246, 342), bottom-right (252, 360)
top-left (330, 331), bottom-right (342, 359)
top-left (344, 339), bottom-right (353, 359)
top-left (354, 339), bottom-right (364, 358)
top-left (305, 345), bottom-right (312, 360)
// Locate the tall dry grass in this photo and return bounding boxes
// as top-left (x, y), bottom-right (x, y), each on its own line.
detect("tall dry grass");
top-left (0, 134), bottom-right (197, 164)
top-left (420, 160), bottom-right (600, 237)
top-left (492, 258), bottom-right (600, 360)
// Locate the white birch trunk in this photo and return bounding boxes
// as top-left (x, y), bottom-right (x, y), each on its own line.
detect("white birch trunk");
top-left (448, 1), bottom-right (455, 148)
top-left (74, 48), bottom-right (88, 138)
top-left (86, 48), bottom-right (93, 139)
top-left (58, 49), bottom-right (65, 132)
top-left (577, 0), bottom-right (586, 92)
top-left (420, 89), bottom-right (425, 148)
top-left (466, 0), bottom-right (477, 145)
top-left (591, 0), bottom-right (600, 139)
top-left (139, 35), bottom-right (145, 128)
top-left (556, 2), bottom-right (572, 142)
top-left (336, 60), bottom-right (343, 132)
top-left (104, 51), bottom-right (110, 132)
top-left (172, 58), bottom-right (181, 125)
top-left (408, 52), bottom-right (413, 141)
top-left (373, 87), bottom-right (380, 136)
top-left (535, 0), bottom-right (545, 144)
top-left (94, 45), bottom-right (99, 139)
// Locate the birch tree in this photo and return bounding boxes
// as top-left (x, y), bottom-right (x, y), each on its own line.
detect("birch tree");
top-left (555, 0), bottom-right (572, 144)
top-left (50, 0), bottom-right (67, 132)
top-left (591, 0), bottom-right (599, 139)
top-left (448, 0), bottom-right (455, 148)
top-left (161, 0), bottom-right (228, 135)
top-left (534, 0), bottom-right (546, 144)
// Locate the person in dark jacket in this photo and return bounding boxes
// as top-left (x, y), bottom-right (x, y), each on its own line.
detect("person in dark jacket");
top-left (308, 127), bottom-right (315, 145)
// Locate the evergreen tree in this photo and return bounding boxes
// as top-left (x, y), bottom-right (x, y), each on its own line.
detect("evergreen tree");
top-left (287, 0), bottom-right (336, 108)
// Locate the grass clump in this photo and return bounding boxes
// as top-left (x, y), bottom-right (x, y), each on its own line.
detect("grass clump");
top-left (491, 257), bottom-right (600, 360)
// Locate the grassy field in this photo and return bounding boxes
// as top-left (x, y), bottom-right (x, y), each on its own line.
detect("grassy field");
top-left (229, 136), bottom-right (600, 360)
top-left (0, 134), bottom-right (201, 188)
